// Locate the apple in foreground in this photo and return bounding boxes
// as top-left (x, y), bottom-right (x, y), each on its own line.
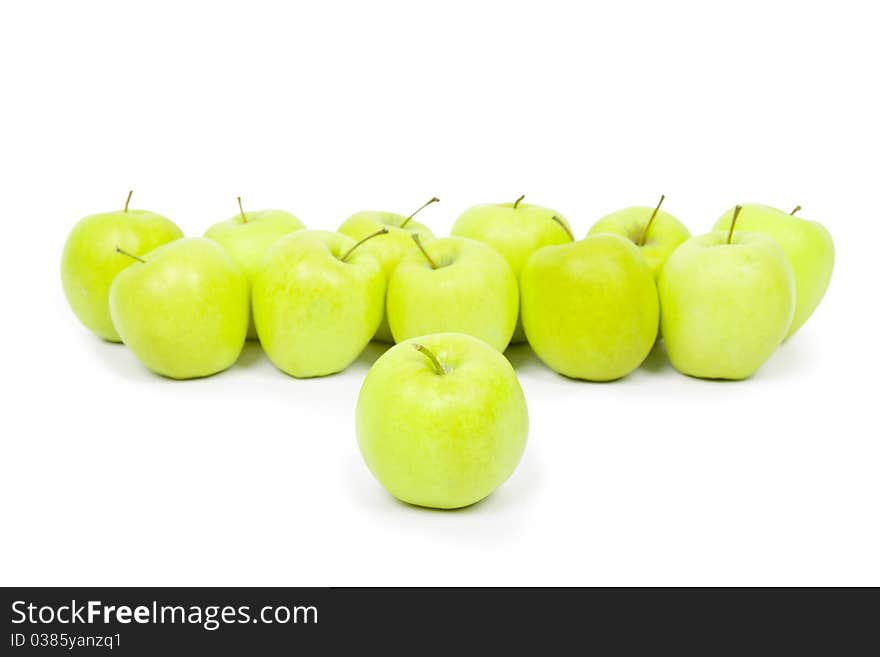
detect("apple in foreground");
top-left (338, 197), bottom-right (439, 342)
top-left (109, 238), bottom-right (249, 379)
top-left (204, 197), bottom-right (305, 339)
top-left (387, 235), bottom-right (518, 352)
top-left (356, 333), bottom-right (529, 509)
top-left (660, 207), bottom-right (795, 380)
top-left (252, 230), bottom-right (384, 378)
top-left (587, 195), bottom-right (691, 278)
top-left (61, 191), bottom-right (183, 342)
top-left (520, 233), bottom-right (659, 381)
top-left (451, 195), bottom-right (574, 342)
top-left (713, 203), bottom-right (834, 338)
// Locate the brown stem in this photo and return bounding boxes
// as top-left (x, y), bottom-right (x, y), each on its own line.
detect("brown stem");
top-left (551, 215), bottom-right (574, 241)
top-left (513, 194), bottom-right (525, 209)
top-left (411, 233), bottom-right (438, 269)
top-left (790, 205), bottom-right (802, 216)
top-left (727, 205), bottom-right (743, 244)
top-left (399, 196), bottom-right (440, 228)
top-left (636, 194), bottom-right (666, 246)
top-left (413, 343), bottom-right (445, 375)
top-left (341, 227), bottom-right (388, 262)
top-left (124, 190), bottom-right (133, 213)
top-left (116, 246), bottom-right (145, 263)
top-left (237, 196), bottom-right (247, 223)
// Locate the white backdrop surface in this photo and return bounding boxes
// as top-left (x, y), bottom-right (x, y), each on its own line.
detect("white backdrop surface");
top-left (1, 0), bottom-right (877, 586)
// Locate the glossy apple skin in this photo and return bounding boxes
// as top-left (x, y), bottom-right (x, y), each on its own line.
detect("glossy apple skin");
top-left (521, 234), bottom-right (659, 381)
top-left (338, 211), bottom-right (434, 343)
top-left (387, 237), bottom-right (518, 352)
top-left (588, 205), bottom-right (691, 278)
top-left (252, 230), bottom-right (384, 378)
top-left (714, 204), bottom-right (834, 338)
top-left (204, 209), bottom-right (305, 339)
top-left (356, 333), bottom-right (528, 509)
top-left (61, 209), bottom-right (183, 342)
top-left (109, 238), bottom-right (249, 379)
top-left (451, 202), bottom-right (573, 342)
top-left (659, 231), bottom-right (795, 380)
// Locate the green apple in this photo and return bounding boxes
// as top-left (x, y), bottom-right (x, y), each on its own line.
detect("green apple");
top-left (204, 197), bottom-right (305, 339)
top-left (386, 235), bottom-right (518, 352)
top-left (252, 230), bottom-right (384, 378)
top-left (713, 203), bottom-right (834, 338)
top-left (338, 197), bottom-right (439, 342)
top-left (587, 195), bottom-right (691, 278)
top-left (109, 237), bottom-right (249, 379)
top-left (660, 207), bottom-right (796, 380)
top-left (61, 191), bottom-right (183, 342)
top-left (451, 195), bottom-right (574, 342)
top-left (520, 233), bottom-right (659, 381)
top-left (356, 332), bottom-right (529, 509)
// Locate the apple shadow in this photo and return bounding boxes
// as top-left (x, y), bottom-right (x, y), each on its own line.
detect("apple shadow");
top-left (384, 485), bottom-right (521, 517)
top-left (235, 341), bottom-right (266, 369)
top-left (506, 337), bottom-right (675, 383)
top-left (380, 454), bottom-right (540, 518)
top-left (642, 336), bottom-right (809, 384)
top-left (356, 341), bottom-right (392, 367)
top-left (81, 333), bottom-right (155, 382)
top-left (640, 339), bottom-right (672, 374)
top-left (504, 343), bottom-right (543, 372)
top-left (344, 449), bottom-right (539, 522)
top-left (751, 334), bottom-right (811, 381)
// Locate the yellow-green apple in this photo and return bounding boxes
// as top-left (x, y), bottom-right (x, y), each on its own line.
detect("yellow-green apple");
top-left (356, 333), bottom-right (529, 509)
top-left (109, 238), bottom-right (249, 379)
top-left (338, 197), bottom-right (439, 342)
top-left (520, 233), bottom-right (659, 380)
top-left (252, 230), bottom-right (384, 378)
top-left (451, 195), bottom-right (573, 342)
top-left (386, 236), bottom-right (518, 352)
top-left (204, 197), bottom-right (305, 339)
top-left (587, 195), bottom-right (691, 278)
top-left (714, 203), bottom-right (834, 338)
top-left (61, 191), bottom-right (183, 342)
top-left (660, 207), bottom-right (796, 380)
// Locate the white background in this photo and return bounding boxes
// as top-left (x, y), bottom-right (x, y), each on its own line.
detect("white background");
top-left (1, 0), bottom-right (878, 586)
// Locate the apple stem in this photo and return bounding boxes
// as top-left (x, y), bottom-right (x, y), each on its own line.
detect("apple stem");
top-left (411, 233), bottom-right (438, 269)
top-left (413, 343), bottom-right (445, 375)
top-left (727, 205), bottom-right (743, 244)
top-left (513, 194), bottom-right (525, 209)
top-left (399, 196), bottom-right (440, 228)
top-left (636, 194), bottom-right (666, 246)
top-left (551, 215), bottom-right (574, 241)
top-left (790, 205), bottom-right (802, 216)
top-left (341, 227), bottom-right (388, 262)
top-left (115, 246), bottom-right (145, 263)
top-left (124, 190), bottom-right (133, 213)
top-left (237, 196), bottom-right (247, 223)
